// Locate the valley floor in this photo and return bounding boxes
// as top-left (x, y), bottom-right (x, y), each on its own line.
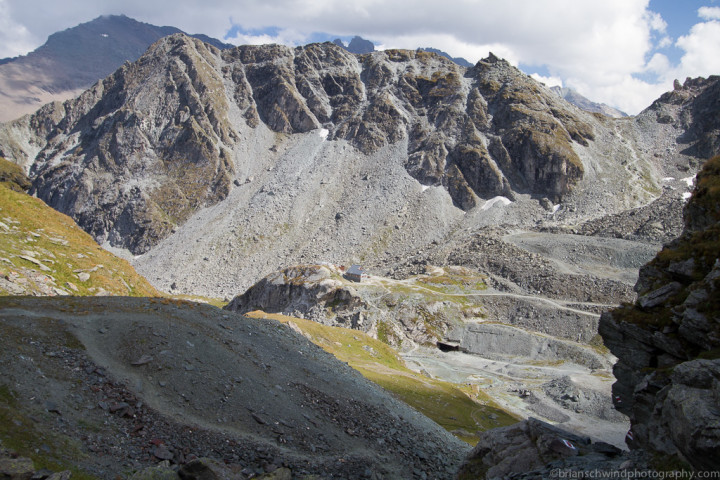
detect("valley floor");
top-left (402, 346), bottom-right (629, 448)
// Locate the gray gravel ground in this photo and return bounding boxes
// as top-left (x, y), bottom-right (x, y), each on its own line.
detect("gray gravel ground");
top-left (0, 296), bottom-right (469, 479)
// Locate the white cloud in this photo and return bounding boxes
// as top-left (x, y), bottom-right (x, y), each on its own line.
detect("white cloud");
top-left (645, 10), bottom-right (667, 33)
top-left (646, 52), bottom-right (671, 74)
top-left (699, 6), bottom-right (720, 21)
top-left (657, 35), bottom-right (673, 48)
top-left (0, 0), bottom-right (41, 58)
top-left (530, 73), bottom-right (563, 88)
top-left (1, 0), bottom-right (718, 115)
top-left (225, 28), bottom-right (309, 47)
top-left (672, 10), bottom-right (720, 79)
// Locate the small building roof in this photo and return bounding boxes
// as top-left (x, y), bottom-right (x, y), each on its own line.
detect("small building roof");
top-left (347, 264), bottom-right (364, 276)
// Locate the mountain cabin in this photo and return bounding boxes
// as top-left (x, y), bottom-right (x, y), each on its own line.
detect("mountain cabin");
top-left (345, 264), bottom-right (365, 282)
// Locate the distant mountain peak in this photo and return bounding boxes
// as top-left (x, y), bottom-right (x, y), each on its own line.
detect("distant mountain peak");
top-left (550, 86), bottom-right (627, 118)
top-left (0, 15), bottom-right (232, 122)
top-left (332, 35), bottom-right (375, 54)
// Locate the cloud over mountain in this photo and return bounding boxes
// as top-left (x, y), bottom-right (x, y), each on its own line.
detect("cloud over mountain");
top-left (1, 1), bottom-right (718, 114)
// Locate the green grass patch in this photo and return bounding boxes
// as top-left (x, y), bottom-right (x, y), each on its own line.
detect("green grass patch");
top-left (0, 157), bottom-right (31, 192)
top-left (170, 294), bottom-right (227, 308)
top-left (246, 311), bottom-right (519, 444)
top-left (0, 183), bottom-right (159, 297)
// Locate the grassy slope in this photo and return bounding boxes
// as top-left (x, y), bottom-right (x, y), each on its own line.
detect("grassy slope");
top-left (0, 182), bottom-right (159, 297)
top-left (247, 311), bottom-right (519, 445)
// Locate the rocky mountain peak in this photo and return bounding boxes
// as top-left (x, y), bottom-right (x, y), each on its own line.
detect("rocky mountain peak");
top-left (9, 33), bottom-right (236, 253)
top-left (0, 35), bottom-right (604, 254)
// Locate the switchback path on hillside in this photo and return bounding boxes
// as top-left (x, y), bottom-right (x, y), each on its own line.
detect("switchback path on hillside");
top-left (365, 275), bottom-right (611, 318)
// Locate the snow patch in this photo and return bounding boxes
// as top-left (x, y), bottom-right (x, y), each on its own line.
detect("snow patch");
top-left (682, 175), bottom-right (696, 187)
top-left (552, 204), bottom-right (561, 214)
top-left (421, 185), bottom-right (430, 192)
top-left (662, 177), bottom-right (675, 182)
top-left (318, 128), bottom-right (329, 140)
top-left (683, 192), bottom-right (692, 200)
top-left (480, 196), bottom-right (512, 211)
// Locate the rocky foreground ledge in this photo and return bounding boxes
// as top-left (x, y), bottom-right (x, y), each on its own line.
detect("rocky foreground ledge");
top-left (599, 156), bottom-right (720, 471)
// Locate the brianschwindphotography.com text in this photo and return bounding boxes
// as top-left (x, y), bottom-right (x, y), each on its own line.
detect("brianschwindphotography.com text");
top-left (550, 469), bottom-right (720, 479)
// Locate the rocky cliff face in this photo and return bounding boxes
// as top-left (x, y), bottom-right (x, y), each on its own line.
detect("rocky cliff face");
top-left (646, 77), bottom-right (720, 161)
top-left (599, 155), bottom-right (720, 470)
top-left (2, 35), bottom-right (237, 253)
top-left (2, 35), bottom-right (600, 254)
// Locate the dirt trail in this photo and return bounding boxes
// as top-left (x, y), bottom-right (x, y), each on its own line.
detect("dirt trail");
top-left (367, 275), bottom-right (606, 317)
top-left (0, 296), bottom-right (469, 479)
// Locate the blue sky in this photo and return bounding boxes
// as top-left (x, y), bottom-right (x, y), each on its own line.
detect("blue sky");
top-left (1, 0), bottom-right (719, 114)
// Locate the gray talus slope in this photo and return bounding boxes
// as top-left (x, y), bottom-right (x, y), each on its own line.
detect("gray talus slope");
top-left (0, 296), bottom-right (469, 478)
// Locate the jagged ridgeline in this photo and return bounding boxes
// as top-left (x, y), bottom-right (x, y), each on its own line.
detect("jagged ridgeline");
top-left (1, 34), bottom-right (599, 254)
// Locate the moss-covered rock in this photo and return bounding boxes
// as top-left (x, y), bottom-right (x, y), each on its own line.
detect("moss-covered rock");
top-left (0, 158), bottom-right (30, 192)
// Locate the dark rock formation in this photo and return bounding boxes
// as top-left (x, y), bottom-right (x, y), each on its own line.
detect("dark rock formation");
top-left (333, 36), bottom-right (376, 54)
top-left (456, 418), bottom-right (633, 479)
top-left (16, 35), bottom-right (236, 253)
top-left (224, 264), bottom-right (466, 348)
top-left (648, 76), bottom-right (720, 160)
top-left (599, 155), bottom-right (720, 470)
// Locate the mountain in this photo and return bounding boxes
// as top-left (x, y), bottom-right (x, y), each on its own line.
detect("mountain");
top-left (0, 15), bottom-right (232, 122)
top-left (0, 34), bottom-right (716, 300)
top-left (332, 35), bottom-right (375, 54)
top-left (551, 86), bottom-right (627, 118)
top-left (0, 27), bottom-right (719, 479)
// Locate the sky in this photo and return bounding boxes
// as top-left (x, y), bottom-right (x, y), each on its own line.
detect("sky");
top-left (1, 0), bottom-right (719, 115)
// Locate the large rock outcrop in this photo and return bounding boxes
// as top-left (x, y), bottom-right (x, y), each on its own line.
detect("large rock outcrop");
top-left (225, 264), bottom-right (482, 348)
top-left (456, 418), bottom-right (632, 479)
top-left (599, 155), bottom-right (720, 470)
